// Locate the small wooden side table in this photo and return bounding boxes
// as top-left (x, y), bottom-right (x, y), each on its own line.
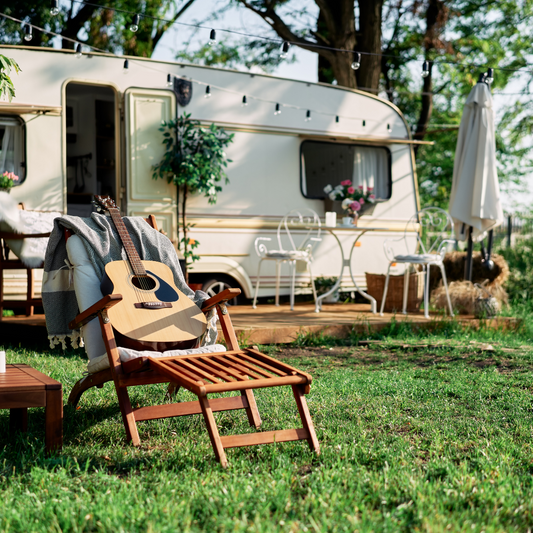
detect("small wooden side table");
top-left (0, 364), bottom-right (63, 452)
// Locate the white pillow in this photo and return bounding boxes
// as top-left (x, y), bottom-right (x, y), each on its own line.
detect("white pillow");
top-left (65, 234), bottom-right (107, 361)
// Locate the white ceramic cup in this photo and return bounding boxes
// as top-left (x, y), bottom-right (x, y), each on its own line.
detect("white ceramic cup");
top-left (342, 216), bottom-right (353, 226)
top-left (325, 212), bottom-right (337, 227)
top-left (0, 351), bottom-right (5, 373)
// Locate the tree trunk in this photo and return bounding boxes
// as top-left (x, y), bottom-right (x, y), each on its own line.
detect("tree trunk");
top-left (356, 0), bottom-right (384, 91)
top-left (414, 0), bottom-right (448, 154)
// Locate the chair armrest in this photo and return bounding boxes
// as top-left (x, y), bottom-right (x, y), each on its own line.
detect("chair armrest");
top-left (201, 289), bottom-right (241, 313)
top-left (0, 231), bottom-right (51, 239)
top-left (68, 294), bottom-right (123, 330)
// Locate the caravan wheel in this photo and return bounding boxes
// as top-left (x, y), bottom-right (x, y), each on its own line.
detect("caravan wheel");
top-left (202, 276), bottom-right (240, 305)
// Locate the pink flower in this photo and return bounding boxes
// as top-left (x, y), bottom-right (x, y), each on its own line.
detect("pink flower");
top-left (358, 185), bottom-right (364, 189)
top-left (340, 180), bottom-right (352, 186)
top-left (347, 186), bottom-right (355, 194)
top-left (368, 187), bottom-right (374, 191)
top-left (350, 201), bottom-right (361, 212)
top-left (359, 198), bottom-right (365, 205)
top-left (369, 194), bottom-right (375, 200)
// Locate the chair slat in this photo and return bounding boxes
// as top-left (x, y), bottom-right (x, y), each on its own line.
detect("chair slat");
top-left (218, 354), bottom-right (270, 379)
top-left (202, 357), bottom-right (250, 381)
top-left (167, 361), bottom-right (207, 385)
top-left (192, 358), bottom-right (238, 382)
top-left (178, 358), bottom-right (222, 384)
top-left (234, 351), bottom-right (289, 377)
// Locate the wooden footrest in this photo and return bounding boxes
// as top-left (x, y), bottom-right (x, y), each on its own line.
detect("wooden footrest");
top-left (148, 348), bottom-right (313, 397)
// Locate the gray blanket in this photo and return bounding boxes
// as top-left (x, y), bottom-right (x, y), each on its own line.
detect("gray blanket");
top-left (42, 213), bottom-right (215, 347)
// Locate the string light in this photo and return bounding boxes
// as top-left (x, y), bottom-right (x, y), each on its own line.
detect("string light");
top-left (422, 60), bottom-right (430, 78)
top-left (130, 14), bottom-right (140, 32)
top-left (242, 95), bottom-right (248, 106)
top-left (486, 68), bottom-right (494, 84)
top-left (205, 85), bottom-right (211, 98)
top-left (75, 43), bottom-right (83, 58)
top-left (209, 29), bottom-right (216, 46)
top-left (279, 41), bottom-right (290, 59)
top-left (123, 59), bottom-right (129, 70)
top-left (351, 52), bottom-right (361, 71)
top-left (305, 110), bottom-right (311, 121)
top-left (50, 0), bottom-right (60, 16)
top-left (13, 0), bottom-right (533, 78)
top-left (24, 25), bottom-right (33, 42)
top-left (274, 103), bottom-right (281, 115)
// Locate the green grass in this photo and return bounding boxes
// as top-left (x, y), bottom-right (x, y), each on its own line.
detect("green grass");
top-left (2, 319), bottom-right (533, 531)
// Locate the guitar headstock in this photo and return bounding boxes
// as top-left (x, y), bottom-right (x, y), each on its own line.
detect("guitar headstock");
top-left (93, 195), bottom-right (118, 214)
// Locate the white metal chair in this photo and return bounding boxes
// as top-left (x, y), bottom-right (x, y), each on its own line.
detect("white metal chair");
top-left (253, 209), bottom-right (322, 311)
top-left (380, 207), bottom-right (455, 319)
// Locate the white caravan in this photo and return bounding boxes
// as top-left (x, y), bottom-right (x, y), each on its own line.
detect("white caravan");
top-left (0, 45), bottom-right (423, 302)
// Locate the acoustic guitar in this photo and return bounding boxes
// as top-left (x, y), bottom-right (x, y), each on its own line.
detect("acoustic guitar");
top-left (94, 195), bottom-right (207, 351)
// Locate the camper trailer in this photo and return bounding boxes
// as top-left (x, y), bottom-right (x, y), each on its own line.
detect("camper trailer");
top-left (0, 45), bottom-right (422, 303)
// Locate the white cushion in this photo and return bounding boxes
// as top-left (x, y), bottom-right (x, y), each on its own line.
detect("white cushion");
top-left (87, 343), bottom-right (227, 374)
top-left (266, 250), bottom-right (309, 260)
top-left (66, 235), bottom-right (107, 362)
top-left (394, 254), bottom-right (442, 264)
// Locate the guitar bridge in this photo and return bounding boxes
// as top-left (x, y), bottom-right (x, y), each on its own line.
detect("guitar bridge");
top-left (134, 302), bottom-right (173, 309)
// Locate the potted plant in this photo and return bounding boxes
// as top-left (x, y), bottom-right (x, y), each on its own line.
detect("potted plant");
top-left (314, 276), bottom-right (340, 303)
top-left (152, 113), bottom-right (234, 282)
top-left (323, 180), bottom-right (376, 222)
top-left (0, 171), bottom-right (19, 192)
top-left (0, 54), bottom-right (20, 102)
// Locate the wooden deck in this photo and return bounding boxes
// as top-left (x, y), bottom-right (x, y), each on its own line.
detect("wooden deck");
top-left (0, 303), bottom-right (520, 346)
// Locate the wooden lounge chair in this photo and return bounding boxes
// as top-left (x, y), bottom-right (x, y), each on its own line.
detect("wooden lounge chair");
top-left (0, 203), bottom-right (52, 318)
top-left (67, 216), bottom-right (319, 467)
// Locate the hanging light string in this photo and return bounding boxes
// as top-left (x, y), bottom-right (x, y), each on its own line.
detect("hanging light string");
top-left (0, 10), bottom-right (525, 130)
top-left (50, 0), bottom-right (533, 76)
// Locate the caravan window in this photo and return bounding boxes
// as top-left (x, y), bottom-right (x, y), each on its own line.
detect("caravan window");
top-left (0, 117), bottom-right (25, 185)
top-left (300, 141), bottom-right (391, 200)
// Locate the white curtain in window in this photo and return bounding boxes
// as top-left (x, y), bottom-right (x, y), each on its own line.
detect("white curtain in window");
top-left (352, 146), bottom-right (388, 199)
top-left (0, 125), bottom-right (15, 174)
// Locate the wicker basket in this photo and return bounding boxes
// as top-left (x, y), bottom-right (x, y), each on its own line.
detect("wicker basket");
top-left (365, 272), bottom-right (425, 312)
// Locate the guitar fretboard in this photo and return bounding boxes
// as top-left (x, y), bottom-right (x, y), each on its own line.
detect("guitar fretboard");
top-left (108, 208), bottom-right (146, 276)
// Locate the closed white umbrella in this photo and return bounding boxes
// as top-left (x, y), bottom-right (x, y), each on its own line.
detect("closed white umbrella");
top-left (449, 81), bottom-right (504, 243)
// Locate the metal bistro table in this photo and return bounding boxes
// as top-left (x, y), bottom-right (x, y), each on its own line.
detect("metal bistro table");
top-left (314, 224), bottom-right (391, 313)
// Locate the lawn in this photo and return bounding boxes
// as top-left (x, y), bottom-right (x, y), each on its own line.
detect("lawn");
top-left (1, 318), bottom-right (533, 532)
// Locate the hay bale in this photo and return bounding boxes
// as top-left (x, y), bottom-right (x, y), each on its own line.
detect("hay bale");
top-left (429, 251), bottom-right (509, 292)
top-left (432, 280), bottom-right (508, 315)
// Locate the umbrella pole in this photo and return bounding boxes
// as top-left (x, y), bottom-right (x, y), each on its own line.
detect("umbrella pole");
top-left (465, 226), bottom-right (474, 281)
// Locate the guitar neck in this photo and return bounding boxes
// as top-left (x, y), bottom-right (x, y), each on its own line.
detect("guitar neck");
top-left (108, 207), bottom-right (146, 276)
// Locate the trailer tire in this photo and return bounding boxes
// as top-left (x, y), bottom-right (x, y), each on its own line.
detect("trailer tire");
top-left (202, 276), bottom-right (241, 305)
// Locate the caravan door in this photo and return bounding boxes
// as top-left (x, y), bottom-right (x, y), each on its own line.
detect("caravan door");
top-left (123, 88), bottom-right (177, 241)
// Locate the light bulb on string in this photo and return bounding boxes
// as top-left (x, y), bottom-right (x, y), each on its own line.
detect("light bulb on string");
top-left (422, 60), bottom-right (430, 78)
top-left (274, 103), bottom-right (281, 115)
top-left (305, 110), bottom-right (311, 122)
top-left (205, 85), bottom-right (211, 98)
top-left (167, 74), bottom-right (173, 87)
top-left (279, 41), bottom-right (290, 59)
top-left (209, 29), bottom-right (216, 46)
top-left (50, 0), bottom-right (60, 16)
top-left (351, 52), bottom-right (361, 70)
top-left (486, 68), bottom-right (494, 84)
top-left (123, 59), bottom-right (129, 71)
top-left (75, 43), bottom-right (83, 58)
top-left (130, 14), bottom-right (140, 32)
top-left (242, 95), bottom-right (248, 106)
top-left (24, 24), bottom-right (33, 42)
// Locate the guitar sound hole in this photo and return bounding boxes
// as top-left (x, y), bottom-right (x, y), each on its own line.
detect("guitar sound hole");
top-left (131, 275), bottom-right (157, 291)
